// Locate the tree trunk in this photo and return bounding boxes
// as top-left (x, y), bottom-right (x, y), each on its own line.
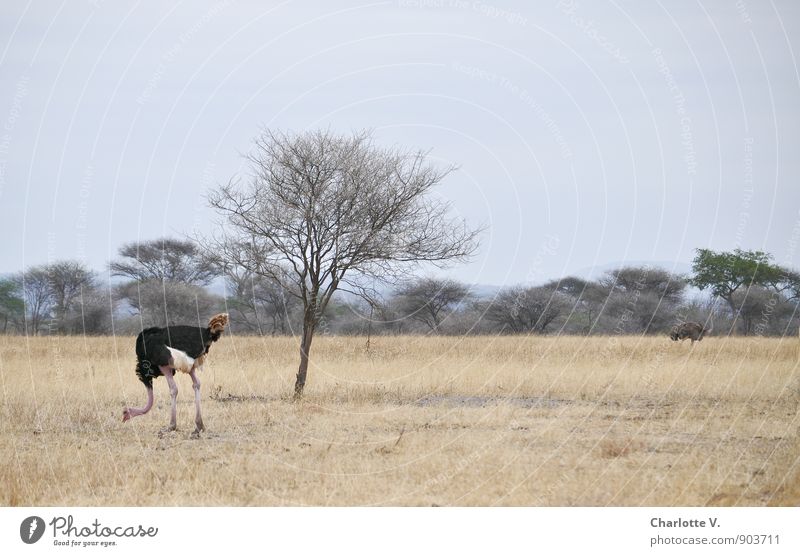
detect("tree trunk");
top-left (365, 304), bottom-right (373, 353)
top-left (724, 295), bottom-right (740, 334)
top-left (293, 318), bottom-right (316, 399)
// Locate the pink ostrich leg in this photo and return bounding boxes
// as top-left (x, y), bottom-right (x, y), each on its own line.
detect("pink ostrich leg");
top-left (122, 386), bottom-right (154, 422)
top-left (189, 368), bottom-right (204, 432)
top-left (162, 366), bottom-right (179, 431)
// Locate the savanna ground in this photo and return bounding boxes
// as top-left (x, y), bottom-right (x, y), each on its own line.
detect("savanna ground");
top-left (1, 334), bottom-right (798, 506)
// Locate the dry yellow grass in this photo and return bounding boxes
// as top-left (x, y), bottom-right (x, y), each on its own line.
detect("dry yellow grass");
top-left (1, 334), bottom-right (798, 506)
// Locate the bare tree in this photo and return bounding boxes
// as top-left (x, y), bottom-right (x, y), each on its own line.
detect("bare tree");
top-left (732, 286), bottom-right (794, 336)
top-left (223, 267), bottom-right (299, 334)
top-left (395, 277), bottom-right (471, 332)
top-left (600, 266), bottom-right (687, 334)
top-left (46, 260), bottom-right (96, 331)
top-left (116, 279), bottom-right (220, 327)
top-left (208, 128), bottom-right (480, 397)
top-left (13, 266), bottom-right (54, 335)
top-left (601, 266), bottom-right (686, 304)
top-left (222, 268), bottom-right (266, 334)
top-left (547, 276), bottom-right (610, 334)
top-left (68, 287), bottom-right (112, 335)
top-left (251, 274), bottom-right (299, 334)
top-left (485, 285), bottom-right (568, 334)
top-left (357, 295), bottom-right (407, 335)
top-left (111, 238), bottom-right (216, 285)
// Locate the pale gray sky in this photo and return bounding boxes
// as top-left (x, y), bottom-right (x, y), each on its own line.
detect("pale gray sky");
top-left (1, 0), bottom-right (799, 286)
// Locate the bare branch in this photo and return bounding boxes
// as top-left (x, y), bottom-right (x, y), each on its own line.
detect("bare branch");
top-left (206, 128), bottom-right (482, 396)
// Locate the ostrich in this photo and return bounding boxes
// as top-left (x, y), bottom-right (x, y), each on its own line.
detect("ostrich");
top-left (123, 313), bottom-right (229, 433)
top-left (669, 321), bottom-right (711, 345)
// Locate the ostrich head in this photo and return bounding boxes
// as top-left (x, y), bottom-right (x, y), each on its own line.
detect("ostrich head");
top-left (208, 313), bottom-right (229, 341)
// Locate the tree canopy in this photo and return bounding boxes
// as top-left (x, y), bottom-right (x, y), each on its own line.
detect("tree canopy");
top-left (689, 248), bottom-right (783, 303)
top-left (111, 238), bottom-right (216, 285)
top-left (396, 277), bottom-right (471, 332)
top-left (0, 279), bottom-right (24, 333)
top-left (209, 128), bottom-right (481, 396)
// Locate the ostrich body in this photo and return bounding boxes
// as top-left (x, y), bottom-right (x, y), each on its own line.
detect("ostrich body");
top-left (123, 313), bottom-right (228, 433)
top-left (669, 321), bottom-right (710, 345)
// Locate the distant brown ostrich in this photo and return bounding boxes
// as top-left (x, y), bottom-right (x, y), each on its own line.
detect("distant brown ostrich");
top-left (123, 313), bottom-right (228, 433)
top-left (669, 321), bottom-right (711, 345)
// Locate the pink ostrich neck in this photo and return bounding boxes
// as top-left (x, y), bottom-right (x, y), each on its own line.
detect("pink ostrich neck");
top-left (123, 387), bottom-right (154, 421)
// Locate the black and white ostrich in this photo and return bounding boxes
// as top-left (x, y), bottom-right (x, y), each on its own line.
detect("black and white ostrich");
top-left (123, 313), bottom-right (229, 433)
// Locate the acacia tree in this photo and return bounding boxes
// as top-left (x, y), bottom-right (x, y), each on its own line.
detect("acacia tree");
top-left (485, 285), bottom-right (568, 334)
top-left (689, 248), bottom-right (785, 332)
top-left (46, 260), bottom-right (96, 330)
top-left (547, 276), bottom-right (610, 333)
top-left (13, 266), bottom-right (54, 335)
top-left (112, 238), bottom-right (218, 327)
top-left (395, 277), bottom-right (471, 332)
top-left (601, 266), bottom-right (686, 304)
top-left (117, 279), bottom-right (219, 327)
top-left (111, 238), bottom-right (216, 285)
top-left (209, 129), bottom-right (480, 397)
top-left (601, 266), bottom-right (686, 333)
top-left (732, 286), bottom-right (792, 336)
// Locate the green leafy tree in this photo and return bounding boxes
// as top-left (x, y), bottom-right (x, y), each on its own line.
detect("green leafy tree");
top-left (689, 248), bottom-right (785, 331)
top-left (0, 279), bottom-right (24, 333)
top-left (772, 268), bottom-right (800, 301)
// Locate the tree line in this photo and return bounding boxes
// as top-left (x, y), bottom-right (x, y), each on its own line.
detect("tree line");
top-left (1, 242), bottom-right (797, 338)
top-left (3, 128), bottom-right (799, 396)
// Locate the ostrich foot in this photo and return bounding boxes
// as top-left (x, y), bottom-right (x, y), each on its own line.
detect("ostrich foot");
top-left (158, 425), bottom-right (177, 437)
